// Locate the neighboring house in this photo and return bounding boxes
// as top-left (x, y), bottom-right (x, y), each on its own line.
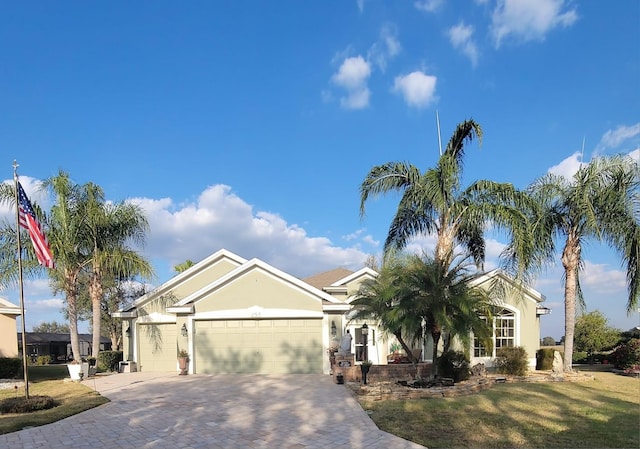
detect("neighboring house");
top-left (114, 249), bottom-right (549, 374)
top-left (17, 333), bottom-right (112, 362)
top-left (0, 298), bottom-right (21, 357)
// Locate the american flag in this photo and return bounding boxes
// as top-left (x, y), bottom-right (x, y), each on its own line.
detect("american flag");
top-left (17, 182), bottom-right (54, 268)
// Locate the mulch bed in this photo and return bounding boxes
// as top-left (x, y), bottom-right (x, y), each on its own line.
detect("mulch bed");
top-left (346, 370), bottom-right (596, 401)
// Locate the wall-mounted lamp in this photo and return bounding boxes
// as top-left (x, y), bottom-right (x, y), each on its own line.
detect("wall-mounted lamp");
top-left (331, 320), bottom-right (337, 337)
top-left (181, 323), bottom-right (188, 337)
top-left (125, 325), bottom-right (131, 337)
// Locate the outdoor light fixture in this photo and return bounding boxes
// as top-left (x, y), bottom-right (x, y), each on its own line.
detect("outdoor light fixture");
top-left (125, 325), bottom-right (131, 337)
top-left (181, 323), bottom-right (188, 337)
top-left (361, 323), bottom-right (369, 362)
top-left (331, 320), bottom-right (337, 336)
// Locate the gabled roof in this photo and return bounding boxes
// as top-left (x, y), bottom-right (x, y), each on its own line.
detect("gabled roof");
top-left (303, 268), bottom-right (354, 289)
top-left (0, 297), bottom-right (21, 315)
top-left (330, 267), bottom-right (378, 287)
top-left (175, 257), bottom-right (345, 306)
top-left (468, 269), bottom-right (546, 303)
top-left (123, 249), bottom-right (246, 311)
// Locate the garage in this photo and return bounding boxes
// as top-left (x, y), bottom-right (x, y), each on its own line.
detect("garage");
top-left (194, 318), bottom-right (323, 374)
top-left (137, 323), bottom-right (178, 372)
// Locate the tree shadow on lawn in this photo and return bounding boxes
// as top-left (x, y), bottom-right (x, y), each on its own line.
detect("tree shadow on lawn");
top-left (473, 375), bottom-right (639, 448)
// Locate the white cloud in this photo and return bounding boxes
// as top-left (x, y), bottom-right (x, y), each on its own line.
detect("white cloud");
top-left (136, 184), bottom-right (369, 278)
top-left (580, 261), bottom-right (627, 293)
top-left (491, 0), bottom-right (578, 48)
top-left (414, 0), bottom-right (443, 13)
top-left (596, 123), bottom-right (640, 152)
top-left (331, 56), bottom-right (372, 110)
top-left (448, 22), bottom-right (479, 67)
top-left (392, 71), bottom-right (437, 108)
top-left (368, 24), bottom-right (401, 72)
top-left (356, 0), bottom-right (365, 13)
top-left (548, 151), bottom-right (583, 179)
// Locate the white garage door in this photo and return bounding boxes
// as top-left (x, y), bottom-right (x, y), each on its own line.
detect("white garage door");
top-left (137, 323), bottom-right (178, 372)
top-left (194, 319), bottom-right (323, 374)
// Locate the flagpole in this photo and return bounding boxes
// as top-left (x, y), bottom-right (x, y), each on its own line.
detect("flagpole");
top-left (13, 160), bottom-right (30, 399)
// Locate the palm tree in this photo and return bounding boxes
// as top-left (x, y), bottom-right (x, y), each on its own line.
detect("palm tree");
top-left (349, 256), bottom-right (424, 366)
top-left (81, 182), bottom-right (154, 360)
top-left (360, 119), bottom-right (533, 273)
top-left (522, 154), bottom-right (639, 371)
top-left (41, 171), bottom-right (88, 361)
top-left (403, 251), bottom-right (495, 377)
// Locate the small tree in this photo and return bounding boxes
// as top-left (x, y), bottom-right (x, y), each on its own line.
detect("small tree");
top-left (32, 321), bottom-right (70, 334)
top-left (574, 311), bottom-right (620, 364)
top-left (541, 336), bottom-right (556, 346)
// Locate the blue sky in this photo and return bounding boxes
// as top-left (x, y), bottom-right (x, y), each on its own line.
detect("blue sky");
top-left (1, 1), bottom-right (638, 340)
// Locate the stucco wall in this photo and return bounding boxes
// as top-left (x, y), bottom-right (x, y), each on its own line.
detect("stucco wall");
top-left (0, 314), bottom-right (18, 357)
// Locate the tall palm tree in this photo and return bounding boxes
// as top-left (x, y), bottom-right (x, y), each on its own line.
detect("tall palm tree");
top-left (403, 251), bottom-right (495, 377)
top-left (360, 119), bottom-right (533, 273)
top-left (41, 171), bottom-right (88, 361)
top-left (521, 154), bottom-right (639, 371)
top-left (81, 182), bottom-right (154, 360)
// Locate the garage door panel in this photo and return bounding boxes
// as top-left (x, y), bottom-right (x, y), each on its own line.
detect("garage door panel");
top-left (195, 319), bottom-right (322, 374)
top-left (138, 323), bottom-right (178, 372)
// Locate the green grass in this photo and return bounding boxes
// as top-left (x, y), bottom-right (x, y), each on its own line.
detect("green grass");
top-left (0, 365), bottom-right (109, 435)
top-left (360, 372), bottom-right (639, 449)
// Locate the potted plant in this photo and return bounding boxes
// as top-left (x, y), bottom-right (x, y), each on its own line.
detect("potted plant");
top-left (360, 360), bottom-right (373, 385)
top-left (177, 349), bottom-right (189, 375)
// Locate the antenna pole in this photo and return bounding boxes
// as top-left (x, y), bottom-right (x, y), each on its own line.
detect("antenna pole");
top-left (436, 110), bottom-right (443, 156)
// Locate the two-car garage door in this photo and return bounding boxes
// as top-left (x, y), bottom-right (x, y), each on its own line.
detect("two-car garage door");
top-left (194, 319), bottom-right (323, 374)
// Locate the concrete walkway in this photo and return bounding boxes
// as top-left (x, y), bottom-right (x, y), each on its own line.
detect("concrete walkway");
top-left (0, 372), bottom-right (427, 449)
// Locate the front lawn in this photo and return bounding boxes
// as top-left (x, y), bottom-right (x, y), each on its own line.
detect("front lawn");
top-left (360, 371), bottom-right (639, 449)
top-left (0, 366), bottom-right (109, 435)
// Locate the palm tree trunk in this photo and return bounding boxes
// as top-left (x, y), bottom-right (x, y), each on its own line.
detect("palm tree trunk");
top-left (67, 292), bottom-right (81, 362)
top-left (90, 269), bottom-right (103, 361)
top-left (561, 235), bottom-right (580, 373)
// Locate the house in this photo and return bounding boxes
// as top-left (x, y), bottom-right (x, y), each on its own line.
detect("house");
top-left (114, 248), bottom-right (549, 374)
top-left (17, 333), bottom-right (112, 362)
top-left (0, 298), bottom-right (21, 358)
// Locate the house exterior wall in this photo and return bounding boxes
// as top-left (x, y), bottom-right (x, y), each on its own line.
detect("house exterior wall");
top-left (0, 314), bottom-right (18, 357)
top-left (170, 259), bottom-right (241, 300)
top-left (194, 268), bottom-right (322, 314)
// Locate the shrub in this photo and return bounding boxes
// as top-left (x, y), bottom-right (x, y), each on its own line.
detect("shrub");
top-left (437, 350), bottom-right (471, 382)
top-left (610, 339), bottom-right (640, 370)
top-left (0, 358), bottom-right (22, 379)
top-left (572, 351), bottom-right (588, 364)
top-left (35, 355), bottom-right (51, 366)
top-left (97, 351), bottom-right (123, 372)
top-left (536, 348), bottom-right (556, 370)
top-left (495, 346), bottom-right (528, 376)
top-left (0, 395), bottom-right (58, 413)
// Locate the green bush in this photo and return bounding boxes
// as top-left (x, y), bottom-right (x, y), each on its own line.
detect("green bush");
top-left (495, 346), bottom-right (528, 376)
top-left (97, 351), bottom-right (123, 372)
top-left (437, 350), bottom-right (471, 382)
top-left (536, 348), bottom-right (557, 370)
top-left (573, 351), bottom-right (588, 364)
top-left (0, 358), bottom-right (22, 379)
top-left (610, 339), bottom-right (640, 370)
top-left (0, 395), bottom-right (58, 413)
top-left (35, 355), bottom-right (52, 366)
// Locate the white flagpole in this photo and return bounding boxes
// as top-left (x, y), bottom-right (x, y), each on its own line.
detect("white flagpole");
top-left (13, 160), bottom-right (30, 399)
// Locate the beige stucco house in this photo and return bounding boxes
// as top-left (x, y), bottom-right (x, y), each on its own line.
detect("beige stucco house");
top-left (115, 249), bottom-right (549, 374)
top-left (0, 297), bottom-right (21, 358)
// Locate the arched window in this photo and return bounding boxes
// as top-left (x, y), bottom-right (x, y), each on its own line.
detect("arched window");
top-left (474, 308), bottom-right (516, 358)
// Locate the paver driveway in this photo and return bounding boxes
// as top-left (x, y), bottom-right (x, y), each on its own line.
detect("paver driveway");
top-left (0, 372), bottom-right (427, 449)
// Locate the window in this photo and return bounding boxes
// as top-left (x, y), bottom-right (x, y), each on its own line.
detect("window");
top-left (473, 309), bottom-right (516, 358)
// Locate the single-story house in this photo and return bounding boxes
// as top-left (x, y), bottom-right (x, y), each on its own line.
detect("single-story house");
top-left (17, 333), bottom-right (112, 362)
top-left (115, 248), bottom-right (550, 374)
top-left (0, 297), bottom-right (21, 358)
